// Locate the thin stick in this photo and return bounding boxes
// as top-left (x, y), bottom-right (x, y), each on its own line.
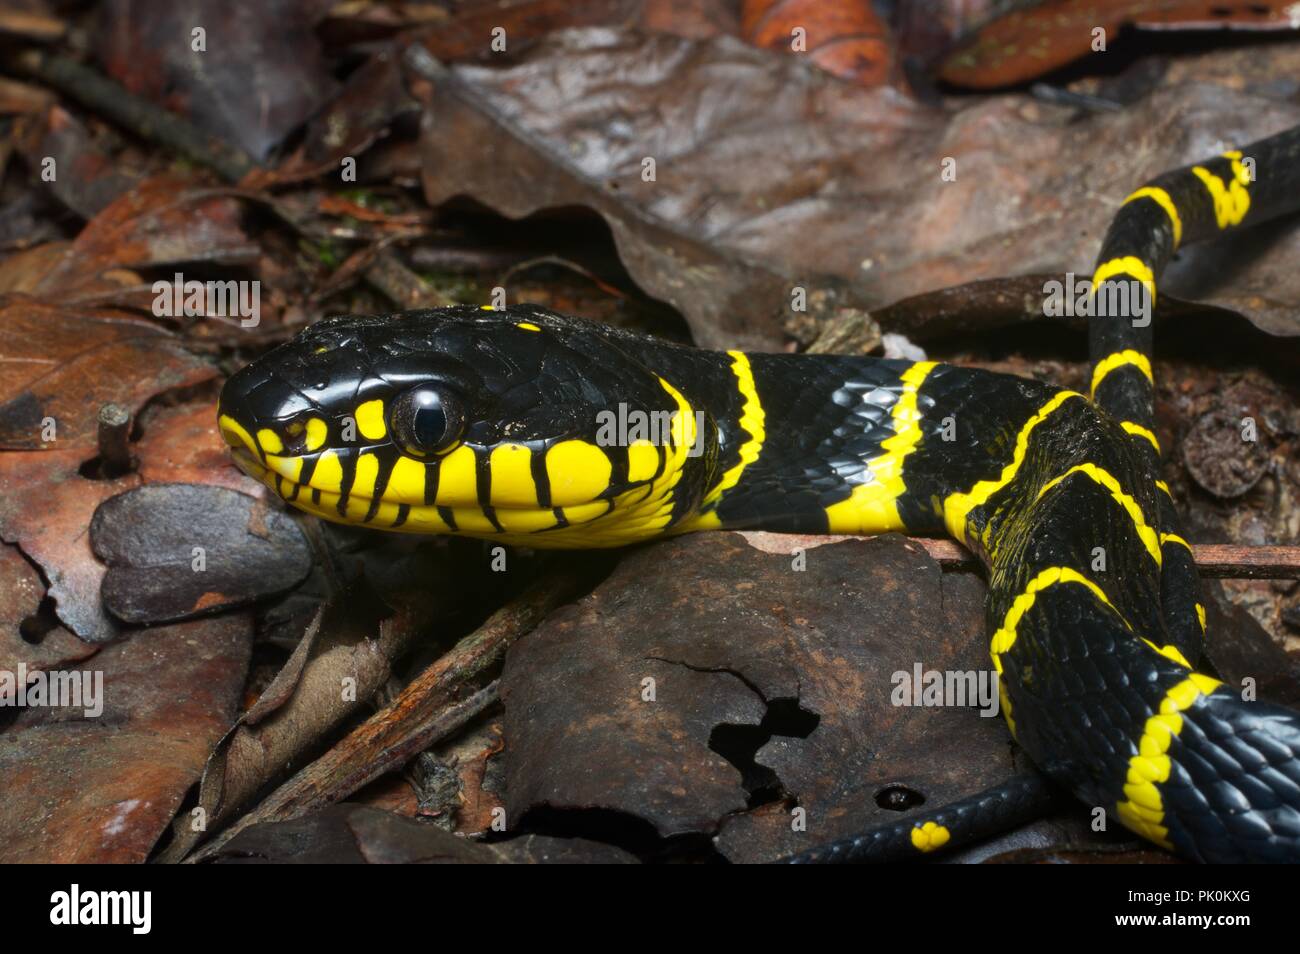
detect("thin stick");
top-left (182, 562), bottom-right (595, 862)
top-left (12, 50), bottom-right (256, 182)
top-left (95, 402), bottom-right (132, 476)
top-left (13, 49), bottom-right (445, 309)
top-left (740, 531), bottom-right (1300, 580)
top-left (1183, 544), bottom-right (1300, 580)
top-left (908, 538), bottom-right (1300, 580)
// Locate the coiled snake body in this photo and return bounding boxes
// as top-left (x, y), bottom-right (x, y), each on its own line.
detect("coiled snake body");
top-left (219, 126), bottom-right (1300, 863)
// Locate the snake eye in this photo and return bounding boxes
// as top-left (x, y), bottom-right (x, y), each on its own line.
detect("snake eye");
top-left (389, 386), bottom-right (464, 457)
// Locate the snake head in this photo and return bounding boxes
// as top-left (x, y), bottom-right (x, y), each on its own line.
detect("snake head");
top-left (217, 305), bottom-right (719, 546)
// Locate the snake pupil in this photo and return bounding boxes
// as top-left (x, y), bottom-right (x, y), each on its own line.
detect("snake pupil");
top-left (390, 386), bottom-right (463, 457)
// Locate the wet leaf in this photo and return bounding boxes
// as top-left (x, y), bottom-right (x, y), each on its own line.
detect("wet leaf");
top-left (0, 613), bottom-right (251, 863)
top-left (500, 532), bottom-right (1023, 861)
top-left (0, 542), bottom-right (97, 676)
top-left (90, 483), bottom-right (313, 623)
top-left (0, 300), bottom-right (217, 451)
top-left (417, 30), bottom-right (1300, 348)
top-left (742, 0), bottom-right (892, 87)
top-left (939, 0), bottom-right (1300, 89)
top-left (21, 106), bottom-right (140, 219)
top-left (98, 0), bottom-right (337, 163)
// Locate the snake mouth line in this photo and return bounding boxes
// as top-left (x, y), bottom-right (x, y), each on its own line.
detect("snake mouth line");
top-left (222, 436), bottom-right (641, 541)
top-left (226, 445), bottom-right (306, 503)
top-left (228, 446), bottom-right (265, 477)
top-left (221, 427), bottom-right (320, 509)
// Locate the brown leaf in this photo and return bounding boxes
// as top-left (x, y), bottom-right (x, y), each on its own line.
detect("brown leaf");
top-left (0, 542), bottom-right (97, 677)
top-left (742, 0), bottom-right (892, 87)
top-left (500, 533), bottom-right (1021, 861)
top-left (98, 0), bottom-right (337, 163)
top-left (415, 31), bottom-right (1300, 348)
top-left (0, 175), bottom-right (258, 310)
top-left (90, 483), bottom-right (313, 623)
top-left (939, 0), bottom-right (1299, 89)
top-left (0, 448), bottom-right (138, 643)
top-left (0, 613), bottom-right (251, 863)
top-left (0, 300), bottom-right (217, 451)
top-left (134, 399), bottom-right (267, 494)
top-left (49, 175), bottom-right (257, 284)
top-left (0, 300), bottom-right (223, 643)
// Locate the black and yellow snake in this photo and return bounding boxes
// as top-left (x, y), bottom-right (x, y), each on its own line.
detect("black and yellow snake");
top-left (218, 125), bottom-right (1300, 863)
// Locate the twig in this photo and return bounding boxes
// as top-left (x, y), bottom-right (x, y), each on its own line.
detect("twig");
top-left (95, 402), bottom-right (132, 477)
top-left (1183, 544), bottom-right (1300, 580)
top-left (12, 50), bottom-right (255, 182)
top-left (182, 562), bottom-right (595, 862)
top-left (741, 532), bottom-right (1300, 580)
top-left (908, 538), bottom-right (1300, 580)
top-left (499, 254), bottom-right (628, 301)
top-left (363, 244), bottom-right (453, 308)
top-left (12, 48), bottom-right (441, 310)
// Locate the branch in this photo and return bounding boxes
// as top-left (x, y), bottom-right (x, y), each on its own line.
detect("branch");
top-left (12, 49), bottom-right (255, 182)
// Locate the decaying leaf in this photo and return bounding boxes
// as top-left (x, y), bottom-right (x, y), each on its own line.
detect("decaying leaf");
top-left (90, 483), bottom-right (313, 623)
top-left (500, 532), bottom-right (1024, 861)
top-left (98, 0), bottom-right (337, 163)
top-left (0, 613), bottom-right (251, 863)
top-left (0, 300), bottom-right (216, 451)
top-left (0, 542), bottom-right (97, 676)
top-left (0, 300), bottom-right (225, 643)
top-left (417, 29), bottom-right (1300, 348)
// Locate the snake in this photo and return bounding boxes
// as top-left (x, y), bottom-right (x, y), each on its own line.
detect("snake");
top-left (217, 125), bottom-right (1300, 863)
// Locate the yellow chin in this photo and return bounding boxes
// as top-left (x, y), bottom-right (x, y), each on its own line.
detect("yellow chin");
top-left (227, 444), bottom-right (683, 548)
